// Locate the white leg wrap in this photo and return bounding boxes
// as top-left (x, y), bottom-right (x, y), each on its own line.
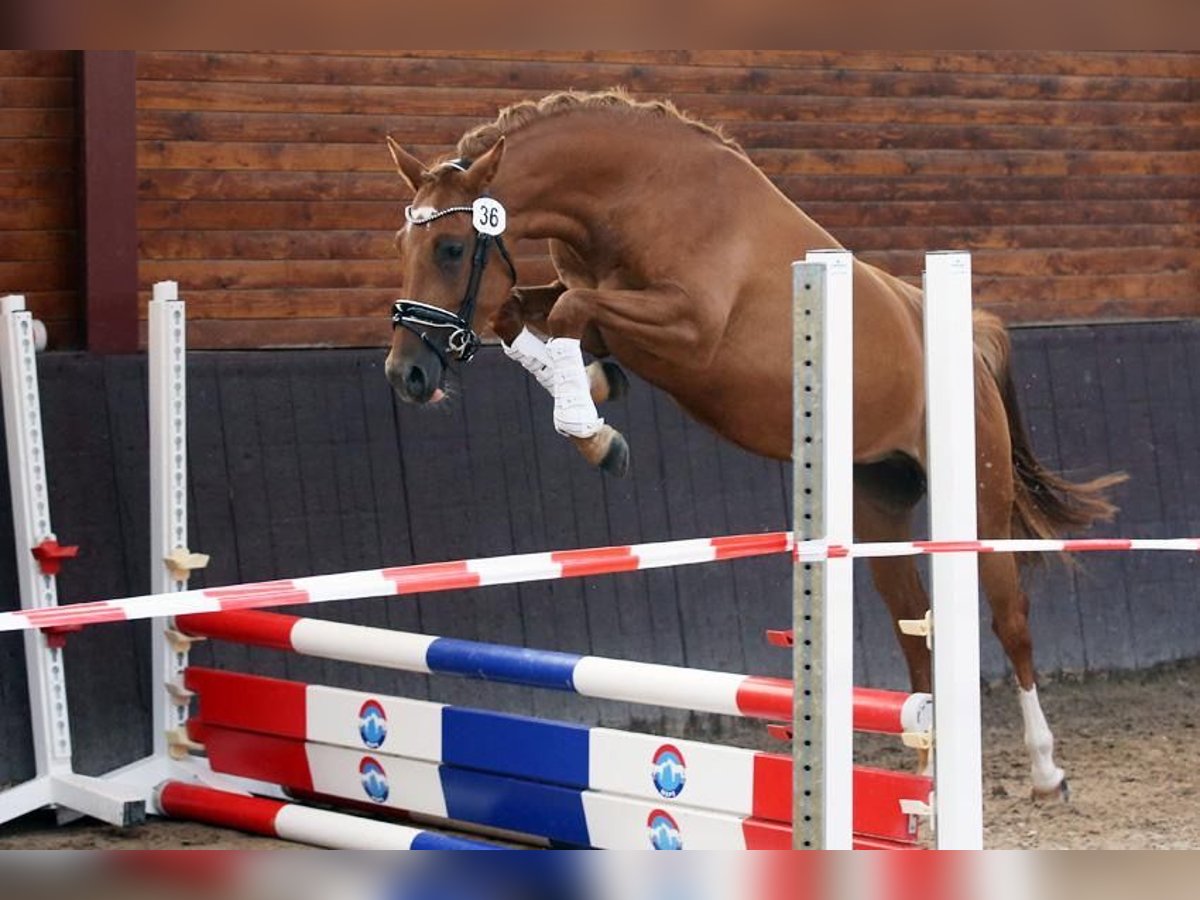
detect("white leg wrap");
top-left (547, 337), bottom-right (604, 439)
top-left (1018, 685), bottom-right (1064, 793)
top-left (501, 327), bottom-right (556, 395)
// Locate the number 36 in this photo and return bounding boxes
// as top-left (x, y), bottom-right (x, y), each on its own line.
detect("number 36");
top-left (472, 198), bottom-right (506, 236)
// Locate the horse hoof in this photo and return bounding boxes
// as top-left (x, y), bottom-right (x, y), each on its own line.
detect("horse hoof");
top-left (601, 361), bottom-right (629, 402)
top-left (570, 426), bottom-right (630, 476)
top-left (600, 431), bottom-right (630, 477)
top-left (1031, 777), bottom-right (1070, 803)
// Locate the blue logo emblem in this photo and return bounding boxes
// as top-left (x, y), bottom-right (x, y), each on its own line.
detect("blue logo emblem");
top-left (647, 809), bottom-right (682, 850)
top-left (651, 744), bottom-right (687, 799)
top-left (358, 699), bottom-right (388, 749)
top-left (359, 756), bottom-right (389, 803)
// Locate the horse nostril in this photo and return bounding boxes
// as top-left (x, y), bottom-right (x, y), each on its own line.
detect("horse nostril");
top-left (404, 364), bottom-right (427, 398)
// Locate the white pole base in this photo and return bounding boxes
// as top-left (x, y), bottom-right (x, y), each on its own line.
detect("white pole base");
top-left (0, 772), bottom-right (146, 829)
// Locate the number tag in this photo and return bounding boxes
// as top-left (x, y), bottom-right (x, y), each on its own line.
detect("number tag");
top-left (472, 197), bottom-right (507, 236)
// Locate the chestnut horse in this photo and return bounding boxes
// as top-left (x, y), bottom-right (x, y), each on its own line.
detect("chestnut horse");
top-left (383, 90), bottom-right (1123, 800)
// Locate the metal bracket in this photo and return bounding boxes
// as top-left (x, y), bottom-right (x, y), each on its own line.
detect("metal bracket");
top-left (164, 548), bottom-right (210, 582)
top-left (900, 798), bottom-right (933, 818)
top-left (902, 731), bottom-right (933, 750)
top-left (165, 627), bottom-right (202, 654)
top-left (900, 795), bottom-right (934, 840)
top-left (165, 679), bottom-right (195, 706)
top-left (901, 793), bottom-right (935, 844)
top-left (766, 723), bottom-right (792, 742)
top-left (40, 624), bottom-right (83, 650)
top-left (31, 537), bottom-right (79, 576)
top-left (898, 610), bottom-right (933, 649)
top-left (166, 728), bottom-right (204, 760)
top-left (765, 628), bottom-right (794, 648)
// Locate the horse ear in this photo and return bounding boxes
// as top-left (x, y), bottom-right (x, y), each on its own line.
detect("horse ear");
top-left (386, 136), bottom-right (426, 193)
top-left (464, 137), bottom-right (505, 191)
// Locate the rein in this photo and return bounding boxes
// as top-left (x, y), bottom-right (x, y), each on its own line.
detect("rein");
top-left (391, 188), bottom-right (517, 367)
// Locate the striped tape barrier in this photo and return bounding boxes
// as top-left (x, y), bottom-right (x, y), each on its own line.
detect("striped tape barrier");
top-left (4, 531), bottom-right (1190, 636)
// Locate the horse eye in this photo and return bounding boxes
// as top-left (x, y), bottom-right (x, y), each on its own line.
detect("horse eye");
top-left (435, 240), bottom-right (465, 264)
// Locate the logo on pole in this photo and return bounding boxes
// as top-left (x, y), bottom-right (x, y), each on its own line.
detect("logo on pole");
top-left (651, 744), bottom-right (687, 799)
top-left (358, 699), bottom-right (388, 749)
top-left (647, 809), bottom-right (683, 850)
top-left (359, 756), bottom-right (390, 803)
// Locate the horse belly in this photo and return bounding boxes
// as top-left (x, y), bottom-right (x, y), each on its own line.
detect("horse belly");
top-left (603, 316), bottom-right (922, 466)
top-left (849, 264), bottom-right (927, 462)
top-left (673, 324), bottom-right (923, 465)
top-left (850, 337), bottom-right (926, 462)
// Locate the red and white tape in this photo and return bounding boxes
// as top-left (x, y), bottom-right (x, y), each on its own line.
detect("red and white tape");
top-left (821, 537), bottom-right (1200, 560)
top-left (0, 532), bottom-right (1194, 635)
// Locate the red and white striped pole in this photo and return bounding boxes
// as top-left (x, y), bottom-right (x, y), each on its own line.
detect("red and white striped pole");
top-left (154, 781), bottom-right (494, 849)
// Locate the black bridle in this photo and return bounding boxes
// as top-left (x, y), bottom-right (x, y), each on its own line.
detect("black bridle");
top-left (391, 188), bottom-right (517, 367)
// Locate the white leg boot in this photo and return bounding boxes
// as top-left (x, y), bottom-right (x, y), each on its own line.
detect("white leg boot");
top-left (547, 337), bottom-right (604, 438)
top-left (501, 327), bottom-right (556, 395)
top-left (1019, 684), bottom-right (1067, 798)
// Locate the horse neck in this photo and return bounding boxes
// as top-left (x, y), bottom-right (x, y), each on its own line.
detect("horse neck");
top-left (492, 119), bottom-right (720, 248)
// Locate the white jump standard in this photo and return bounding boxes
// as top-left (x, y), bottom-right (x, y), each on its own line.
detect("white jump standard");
top-left (0, 294), bottom-right (144, 828)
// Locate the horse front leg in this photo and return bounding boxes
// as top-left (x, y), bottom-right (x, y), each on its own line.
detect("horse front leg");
top-left (491, 292), bottom-right (557, 396)
top-left (544, 331), bottom-right (631, 477)
top-left (491, 285), bottom-right (629, 409)
top-left (541, 283), bottom-right (721, 477)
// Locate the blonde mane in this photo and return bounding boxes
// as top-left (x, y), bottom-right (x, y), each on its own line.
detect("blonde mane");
top-left (455, 88), bottom-right (746, 161)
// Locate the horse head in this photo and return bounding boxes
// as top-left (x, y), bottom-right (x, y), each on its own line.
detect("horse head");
top-left (384, 136), bottom-right (513, 404)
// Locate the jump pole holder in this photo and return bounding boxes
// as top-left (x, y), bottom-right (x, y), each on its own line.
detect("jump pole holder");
top-left (793, 251), bottom-right (855, 849)
top-left (923, 252), bottom-right (984, 847)
top-left (101, 281), bottom-right (212, 798)
top-left (147, 281), bottom-right (208, 759)
top-left (791, 252), bottom-right (983, 850)
top-left (0, 295), bottom-right (144, 826)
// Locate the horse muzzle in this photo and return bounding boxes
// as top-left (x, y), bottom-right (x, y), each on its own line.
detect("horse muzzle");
top-left (385, 348), bottom-right (445, 405)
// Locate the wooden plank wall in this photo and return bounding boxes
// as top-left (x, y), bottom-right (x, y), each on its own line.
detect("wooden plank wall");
top-left (0, 51), bottom-right (80, 345)
top-left (135, 51), bottom-right (1199, 350)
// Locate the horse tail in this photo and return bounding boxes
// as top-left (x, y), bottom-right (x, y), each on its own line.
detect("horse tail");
top-left (974, 310), bottom-right (1127, 544)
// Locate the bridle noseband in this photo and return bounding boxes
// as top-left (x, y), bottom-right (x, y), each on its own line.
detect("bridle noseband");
top-left (391, 171), bottom-right (517, 367)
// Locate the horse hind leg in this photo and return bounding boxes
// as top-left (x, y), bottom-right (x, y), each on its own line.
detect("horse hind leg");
top-left (853, 478), bottom-right (934, 775)
top-left (975, 381), bottom-right (1068, 801)
top-left (978, 551), bottom-right (1067, 800)
top-left (869, 516), bottom-right (1070, 799)
top-left (586, 350), bottom-right (629, 404)
top-left (581, 324), bottom-right (630, 404)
